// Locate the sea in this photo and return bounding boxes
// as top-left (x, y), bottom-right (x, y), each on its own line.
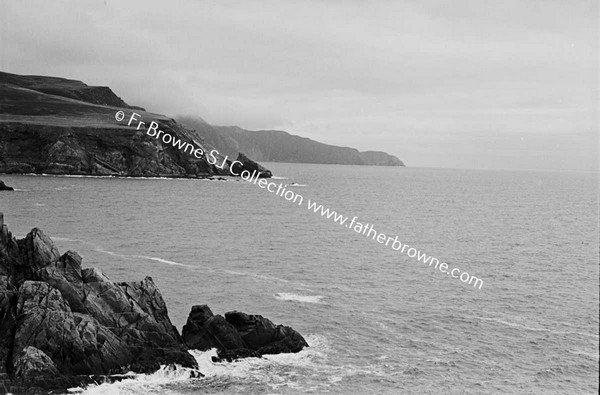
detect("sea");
top-left (0, 164), bottom-right (598, 394)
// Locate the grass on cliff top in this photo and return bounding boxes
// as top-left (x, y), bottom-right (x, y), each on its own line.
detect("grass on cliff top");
top-left (0, 83), bottom-right (169, 129)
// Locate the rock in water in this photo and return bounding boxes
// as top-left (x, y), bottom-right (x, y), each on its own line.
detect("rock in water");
top-left (0, 213), bottom-right (198, 393)
top-left (225, 311), bottom-right (308, 354)
top-left (0, 180), bottom-right (13, 191)
top-left (182, 305), bottom-right (308, 362)
top-left (182, 305), bottom-right (248, 352)
top-left (236, 152), bottom-right (273, 178)
top-left (0, 211), bottom-right (308, 392)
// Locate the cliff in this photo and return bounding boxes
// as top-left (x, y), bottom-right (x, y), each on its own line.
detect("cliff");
top-left (177, 116), bottom-right (405, 166)
top-left (0, 213), bottom-right (307, 393)
top-left (0, 180), bottom-right (13, 191)
top-left (0, 72), bottom-right (270, 178)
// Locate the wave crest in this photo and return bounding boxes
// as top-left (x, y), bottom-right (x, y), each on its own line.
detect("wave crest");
top-left (274, 292), bottom-right (325, 304)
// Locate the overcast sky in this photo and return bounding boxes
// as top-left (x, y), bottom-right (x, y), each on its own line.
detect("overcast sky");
top-left (1, 0), bottom-right (598, 171)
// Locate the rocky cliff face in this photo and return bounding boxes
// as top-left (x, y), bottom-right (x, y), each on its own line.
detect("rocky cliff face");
top-left (235, 153), bottom-right (273, 178)
top-left (0, 213), bottom-right (197, 393)
top-left (0, 213), bottom-right (308, 393)
top-left (178, 116), bottom-right (405, 166)
top-left (0, 180), bottom-right (12, 191)
top-left (0, 72), bottom-right (271, 178)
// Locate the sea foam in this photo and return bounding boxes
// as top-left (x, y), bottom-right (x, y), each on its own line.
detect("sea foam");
top-left (274, 292), bottom-right (325, 304)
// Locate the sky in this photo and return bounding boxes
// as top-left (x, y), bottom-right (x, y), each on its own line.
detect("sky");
top-left (1, 0), bottom-right (598, 171)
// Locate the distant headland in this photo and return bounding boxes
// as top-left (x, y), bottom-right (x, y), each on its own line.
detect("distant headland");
top-left (0, 71), bottom-right (404, 179)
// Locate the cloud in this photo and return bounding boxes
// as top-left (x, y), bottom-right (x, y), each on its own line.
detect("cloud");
top-left (1, 0), bottom-right (597, 170)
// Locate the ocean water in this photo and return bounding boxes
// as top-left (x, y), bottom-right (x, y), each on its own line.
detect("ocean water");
top-left (0, 165), bottom-right (598, 394)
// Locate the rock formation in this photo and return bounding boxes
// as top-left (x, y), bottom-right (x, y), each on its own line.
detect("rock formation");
top-left (0, 71), bottom-right (272, 179)
top-left (236, 153), bottom-right (273, 178)
top-left (182, 305), bottom-right (308, 362)
top-left (0, 213), bottom-right (197, 393)
top-left (0, 180), bottom-right (13, 191)
top-left (0, 213), bottom-right (308, 393)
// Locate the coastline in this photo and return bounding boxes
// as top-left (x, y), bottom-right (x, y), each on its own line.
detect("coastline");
top-left (0, 212), bottom-right (308, 393)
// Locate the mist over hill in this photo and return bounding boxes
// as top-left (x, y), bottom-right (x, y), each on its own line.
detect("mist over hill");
top-left (0, 71), bottom-right (265, 178)
top-left (177, 116), bottom-right (405, 167)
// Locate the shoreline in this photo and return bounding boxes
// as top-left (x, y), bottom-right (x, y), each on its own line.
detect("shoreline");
top-left (0, 212), bottom-right (308, 393)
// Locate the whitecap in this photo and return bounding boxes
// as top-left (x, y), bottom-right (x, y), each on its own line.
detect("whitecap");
top-left (52, 236), bottom-right (84, 243)
top-left (76, 364), bottom-right (200, 394)
top-left (191, 334), bottom-right (330, 378)
top-left (75, 335), bottom-right (365, 394)
top-left (222, 269), bottom-right (292, 284)
top-left (274, 292), bottom-right (325, 304)
top-left (93, 248), bottom-right (196, 269)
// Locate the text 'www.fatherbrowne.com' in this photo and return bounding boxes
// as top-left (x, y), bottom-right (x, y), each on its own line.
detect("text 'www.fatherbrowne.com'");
top-left (115, 110), bottom-right (483, 289)
top-left (304, 200), bottom-right (484, 289)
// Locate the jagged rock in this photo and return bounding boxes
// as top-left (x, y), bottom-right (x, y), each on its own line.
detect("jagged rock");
top-left (0, 275), bottom-right (15, 378)
top-left (0, 214), bottom-right (197, 392)
top-left (11, 281), bottom-right (133, 376)
top-left (13, 346), bottom-right (60, 379)
top-left (182, 305), bottom-right (246, 351)
top-left (236, 152), bottom-right (273, 178)
top-left (0, 180), bottom-right (13, 191)
top-left (82, 267), bottom-right (109, 283)
top-left (225, 311), bottom-right (308, 354)
top-left (17, 228), bottom-right (60, 271)
top-left (183, 306), bottom-right (308, 362)
top-left (0, 71), bottom-right (273, 179)
top-left (117, 277), bottom-right (176, 334)
top-left (0, 212), bottom-right (307, 392)
top-left (36, 251), bottom-right (87, 312)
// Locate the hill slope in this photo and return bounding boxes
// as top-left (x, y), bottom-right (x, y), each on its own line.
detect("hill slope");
top-left (0, 72), bottom-right (267, 178)
top-left (177, 116), bottom-right (405, 166)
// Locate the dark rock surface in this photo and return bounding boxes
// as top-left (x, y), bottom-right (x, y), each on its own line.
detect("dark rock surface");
top-left (0, 213), bottom-right (198, 393)
top-left (0, 212), bottom-right (309, 392)
top-left (236, 152), bottom-right (273, 178)
top-left (0, 180), bottom-right (13, 191)
top-left (182, 305), bottom-right (308, 362)
top-left (0, 71), bottom-right (272, 179)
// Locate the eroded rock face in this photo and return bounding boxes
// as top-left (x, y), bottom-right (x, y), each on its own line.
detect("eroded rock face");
top-left (0, 212), bottom-right (308, 392)
top-left (225, 311), bottom-right (309, 354)
top-left (182, 305), bottom-right (308, 362)
top-left (236, 152), bottom-right (273, 178)
top-left (0, 214), bottom-right (197, 392)
top-left (182, 305), bottom-right (247, 352)
top-left (13, 346), bottom-right (60, 379)
top-left (0, 71), bottom-right (274, 179)
top-left (0, 180), bottom-right (13, 191)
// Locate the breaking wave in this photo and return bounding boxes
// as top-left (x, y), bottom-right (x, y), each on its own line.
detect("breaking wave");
top-left (274, 293), bottom-right (325, 304)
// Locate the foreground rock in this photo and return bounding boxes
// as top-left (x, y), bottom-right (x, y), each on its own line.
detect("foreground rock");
top-left (0, 180), bottom-right (13, 191)
top-left (0, 213), bottom-right (197, 393)
top-left (182, 305), bottom-right (308, 362)
top-left (0, 212), bottom-right (308, 393)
